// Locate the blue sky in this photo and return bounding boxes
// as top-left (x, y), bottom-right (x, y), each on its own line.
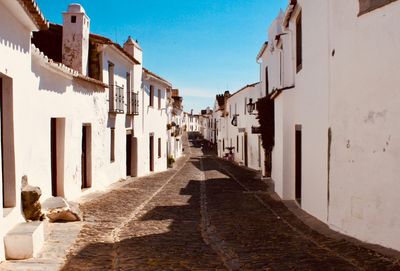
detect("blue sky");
top-left (35, 0), bottom-right (288, 113)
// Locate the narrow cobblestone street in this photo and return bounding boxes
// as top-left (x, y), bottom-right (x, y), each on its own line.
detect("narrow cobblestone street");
top-left (59, 138), bottom-right (400, 271)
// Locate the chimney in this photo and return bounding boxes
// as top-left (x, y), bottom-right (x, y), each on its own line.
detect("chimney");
top-left (191, 109), bottom-right (193, 115)
top-left (62, 4), bottom-right (90, 75)
top-left (123, 36), bottom-right (143, 64)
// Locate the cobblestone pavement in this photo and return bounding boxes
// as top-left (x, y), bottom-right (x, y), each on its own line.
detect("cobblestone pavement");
top-left (58, 137), bottom-right (400, 270)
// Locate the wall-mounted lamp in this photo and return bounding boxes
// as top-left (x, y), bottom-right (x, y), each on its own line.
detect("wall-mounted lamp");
top-left (246, 98), bottom-right (257, 115)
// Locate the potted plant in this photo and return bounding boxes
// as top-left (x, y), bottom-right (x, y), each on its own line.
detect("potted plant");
top-left (167, 155), bottom-right (175, 168)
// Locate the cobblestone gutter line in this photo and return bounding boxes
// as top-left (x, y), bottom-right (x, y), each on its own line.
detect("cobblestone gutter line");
top-left (213, 158), bottom-right (366, 271)
top-left (199, 156), bottom-right (241, 271)
top-left (110, 154), bottom-right (191, 271)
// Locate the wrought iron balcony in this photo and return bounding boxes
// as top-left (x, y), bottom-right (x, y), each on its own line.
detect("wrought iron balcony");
top-left (127, 91), bottom-right (139, 115)
top-left (109, 84), bottom-right (124, 114)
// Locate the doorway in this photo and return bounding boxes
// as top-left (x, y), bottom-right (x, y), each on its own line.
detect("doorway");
top-left (244, 132), bottom-right (248, 167)
top-left (149, 133), bottom-right (154, 172)
top-left (0, 77), bottom-right (16, 208)
top-left (51, 118), bottom-right (65, 196)
top-left (126, 130), bottom-right (132, 176)
top-left (295, 125), bottom-right (302, 205)
top-left (81, 124), bottom-right (92, 189)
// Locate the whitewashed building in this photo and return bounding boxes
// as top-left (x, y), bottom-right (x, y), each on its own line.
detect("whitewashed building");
top-left (260, 0), bottom-right (400, 251)
top-left (167, 89), bottom-right (184, 160)
top-left (0, 1), bottom-right (181, 261)
top-left (214, 84), bottom-right (265, 172)
top-left (214, 91), bottom-right (230, 157)
top-left (199, 107), bottom-right (213, 142)
top-left (0, 0), bottom-right (49, 261)
top-left (187, 113), bottom-right (200, 132)
top-left (32, 4), bottom-right (141, 191)
top-left (140, 68), bottom-right (171, 174)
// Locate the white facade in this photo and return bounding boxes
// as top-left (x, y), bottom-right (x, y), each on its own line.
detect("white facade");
top-left (261, 0), bottom-right (400, 251)
top-left (0, 1), bottom-right (180, 261)
top-left (0, 0), bottom-right (46, 260)
top-left (199, 108), bottom-right (213, 142)
top-left (328, 0), bottom-right (400, 251)
top-left (166, 91), bottom-right (184, 160)
top-left (215, 84), bottom-right (265, 172)
top-left (139, 69), bottom-right (170, 175)
top-left (187, 114), bottom-right (200, 132)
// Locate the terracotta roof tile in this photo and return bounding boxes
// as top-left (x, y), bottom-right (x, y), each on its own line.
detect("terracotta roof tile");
top-left (18, 0), bottom-right (49, 30)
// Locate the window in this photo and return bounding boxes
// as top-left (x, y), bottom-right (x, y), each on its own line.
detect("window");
top-left (127, 73), bottom-right (139, 115)
top-left (236, 135), bottom-right (239, 153)
top-left (158, 138), bottom-right (161, 158)
top-left (126, 72), bottom-right (131, 113)
top-left (110, 128), bottom-right (115, 162)
top-left (244, 98), bottom-right (247, 115)
top-left (296, 11), bottom-right (302, 73)
top-left (158, 89), bottom-right (161, 109)
top-left (149, 85), bottom-right (154, 107)
top-left (359, 0), bottom-right (398, 15)
top-left (265, 67), bottom-right (269, 93)
top-left (71, 16), bottom-right (76, 23)
top-left (108, 62), bottom-right (115, 112)
top-left (108, 62), bottom-right (123, 113)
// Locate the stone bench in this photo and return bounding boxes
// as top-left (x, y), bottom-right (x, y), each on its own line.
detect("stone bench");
top-left (4, 221), bottom-right (44, 260)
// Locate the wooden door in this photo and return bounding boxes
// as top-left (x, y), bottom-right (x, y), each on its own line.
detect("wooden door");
top-left (81, 124), bottom-right (92, 189)
top-left (126, 131), bottom-right (132, 176)
top-left (149, 134), bottom-right (154, 172)
top-left (295, 127), bottom-right (302, 204)
top-left (244, 132), bottom-right (248, 167)
top-left (51, 118), bottom-right (66, 196)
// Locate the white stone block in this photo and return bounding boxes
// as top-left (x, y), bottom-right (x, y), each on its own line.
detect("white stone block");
top-left (4, 221), bottom-right (44, 260)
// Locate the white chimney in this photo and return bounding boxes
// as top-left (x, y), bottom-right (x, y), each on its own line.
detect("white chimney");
top-left (62, 4), bottom-right (90, 75)
top-left (123, 36), bottom-right (143, 64)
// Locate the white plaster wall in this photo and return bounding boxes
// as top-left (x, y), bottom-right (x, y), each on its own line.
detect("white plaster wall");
top-left (269, 1), bottom-right (331, 222)
top-left (29, 58), bottom-right (112, 200)
top-left (137, 78), bottom-right (168, 176)
top-left (224, 84), bottom-right (265, 171)
top-left (99, 47), bottom-right (134, 184)
top-left (328, 0), bottom-right (400, 251)
top-left (0, 3), bottom-right (34, 261)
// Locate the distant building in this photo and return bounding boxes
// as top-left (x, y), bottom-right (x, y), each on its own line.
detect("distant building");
top-left (214, 84), bottom-right (265, 172)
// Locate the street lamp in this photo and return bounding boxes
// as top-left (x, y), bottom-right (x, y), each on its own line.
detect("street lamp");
top-left (246, 98), bottom-right (257, 115)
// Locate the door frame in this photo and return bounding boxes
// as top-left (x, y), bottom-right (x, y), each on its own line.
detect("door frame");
top-left (244, 132), bottom-right (248, 167)
top-left (149, 133), bottom-right (154, 172)
top-left (51, 118), bottom-right (65, 196)
top-left (126, 130), bottom-right (133, 176)
top-left (81, 123), bottom-right (92, 189)
top-left (295, 125), bottom-right (302, 205)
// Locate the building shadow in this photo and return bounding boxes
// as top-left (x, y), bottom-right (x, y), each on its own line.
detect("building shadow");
top-left (61, 179), bottom-right (226, 270)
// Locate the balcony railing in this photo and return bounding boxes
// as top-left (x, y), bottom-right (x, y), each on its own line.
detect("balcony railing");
top-left (109, 84), bottom-right (124, 114)
top-left (127, 91), bottom-right (139, 115)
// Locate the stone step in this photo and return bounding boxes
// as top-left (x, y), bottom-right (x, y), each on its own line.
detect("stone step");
top-left (4, 221), bottom-right (44, 260)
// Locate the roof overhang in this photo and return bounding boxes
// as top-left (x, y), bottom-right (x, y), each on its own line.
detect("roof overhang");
top-left (256, 41), bottom-right (269, 61)
top-left (2, 0), bottom-right (49, 31)
top-left (143, 68), bottom-right (172, 88)
top-left (283, 0), bottom-right (297, 28)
